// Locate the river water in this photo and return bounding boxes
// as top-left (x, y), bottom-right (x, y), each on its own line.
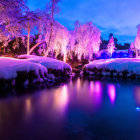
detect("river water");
top-left (0, 78), bottom-right (140, 140)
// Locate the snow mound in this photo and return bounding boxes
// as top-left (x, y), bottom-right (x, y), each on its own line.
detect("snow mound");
top-left (84, 58), bottom-right (140, 77)
top-left (18, 55), bottom-right (72, 72)
top-left (0, 57), bottom-right (48, 80)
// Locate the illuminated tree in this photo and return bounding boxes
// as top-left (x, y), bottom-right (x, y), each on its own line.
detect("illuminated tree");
top-left (45, 0), bottom-right (60, 56)
top-left (6, 21), bottom-right (23, 49)
top-left (19, 10), bottom-right (41, 55)
top-left (28, 0), bottom-right (61, 56)
top-left (107, 35), bottom-right (116, 57)
top-left (45, 22), bottom-right (70, 62)
top-left (134, 24), bottom-right (140, 57)
top-left (29, 19), bottom-right (70, 62)
top-left (0, 25), bottom-right (9, 53)
top-left (0, 0), bottom-right (26, 23)
top-left (70, 22), bottom-right (101, 60)
top-left (130, 42), bottom-right (135, 51)
top-left (0, 0), bottom-right (26, 53)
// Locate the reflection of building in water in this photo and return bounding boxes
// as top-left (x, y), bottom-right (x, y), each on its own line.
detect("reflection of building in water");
top-left (53, 85), bottom-right (68, 113)
top-left (108, 84), bottom-right (116, 104)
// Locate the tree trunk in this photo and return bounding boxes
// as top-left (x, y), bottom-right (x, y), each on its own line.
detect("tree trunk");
top-left (45, 5), bottom-right (54, 56)
top-left (3, 46), bottom-right (5, 55)
top-left (27, 29), bottom-right (30, 55)
top-left (46, 23), bottom-right (53, 56)
top-left (29, 41), bottom-right (46, 54)
top-left (16, 37), bottom-right (18, 48)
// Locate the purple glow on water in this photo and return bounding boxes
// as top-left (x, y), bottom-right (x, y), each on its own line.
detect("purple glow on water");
top-left (94, 81), bottom-right (102, 107)
top-left (134, 87), bottom-right (140, 107)
top-left (136, 107), bottom-right (140, 111)
top-left (108, 84), bottom-right (116, 104)
top-left (89, 81), bottom-right (102, 107)
top-left (89, 81), bottom-right (94, 93)
top-left (94, 81), bottom-right (101, 93)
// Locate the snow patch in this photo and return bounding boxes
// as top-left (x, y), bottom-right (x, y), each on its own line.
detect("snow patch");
top-left (84, 58), bottom-right (140, 76)
top-left (18, 55), bottom-right (72, 72)
top-left (0, 57), bottom-right (48, 80)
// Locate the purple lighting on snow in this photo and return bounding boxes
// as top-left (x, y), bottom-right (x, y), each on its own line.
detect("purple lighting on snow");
top-left (108, 84), bottom-right (116, 104)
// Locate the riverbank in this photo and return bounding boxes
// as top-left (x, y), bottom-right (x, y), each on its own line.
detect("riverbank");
top-left (2, 57), bottom-right (140, 91)
top-left (83, 58), bottom-right (140, 79)
top-left (0, 55), bottom-right (72, 90)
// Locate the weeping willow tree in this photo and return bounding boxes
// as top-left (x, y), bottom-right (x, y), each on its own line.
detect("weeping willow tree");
top-left (45, 22), bottom-right (70, 62)
top-left (70, 21), bottom-right (101, 61)
top-left (45, 0), bottom-right (60, 56)
top-left (134, 25), bottom-right (140, 58)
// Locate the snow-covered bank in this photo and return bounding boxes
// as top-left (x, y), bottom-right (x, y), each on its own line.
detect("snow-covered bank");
top-left (0, 55), bottom-right (72, 88)
top-left (0, 57), bottom-right (48, 87)
top-left (18, 55), bottom-right (72, 71)
top-left (18, 55), bottom-right (72, 77)
top-left (83, 58), bottom-right (140, 78)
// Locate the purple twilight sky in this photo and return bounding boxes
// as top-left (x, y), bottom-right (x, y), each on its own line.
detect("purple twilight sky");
top-left (27, 0), bottom-right (140, 44)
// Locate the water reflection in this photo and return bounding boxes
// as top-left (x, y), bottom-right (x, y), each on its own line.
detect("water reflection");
top-left (89, 81), bottom-right (102, 108)
top-left (89, 81), bottom-right (94, 93)
top-left (108, 84), bottom-right (116, 104)
top-left (76, 78), bottom-right (81, 91)
top-left (25, 98), bottom-right (31, 113)
top-left (24, 98), bottom-right (32, 120)
top-left (94, 81), bottom-right (101, 93)
top-left (53, 85), bottom-right (68, 114)
top-left (136, 107), bottom-right (140, 111)
top-left (134, 87), bottom-right (140, 111)
top-left (0, 78), bottom-right (140, 140)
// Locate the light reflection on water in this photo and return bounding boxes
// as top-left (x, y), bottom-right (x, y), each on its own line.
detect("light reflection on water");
top-left (0, 78), bottom-right (140, 140)
top-left (134, 87), bottom-right (140, 112)
top-left (53, 85), bottom-right (69, 113)
top-left (25, 98), bottom-right (32, 114)
top-left (108, 84), bottom-right (116, 104)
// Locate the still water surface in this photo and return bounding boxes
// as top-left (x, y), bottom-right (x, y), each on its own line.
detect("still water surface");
top-left (0, 78), bottom-right (140, 140)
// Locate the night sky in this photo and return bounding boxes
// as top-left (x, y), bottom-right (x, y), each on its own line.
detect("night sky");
top-left (27, 0), bottom-right (140, 44)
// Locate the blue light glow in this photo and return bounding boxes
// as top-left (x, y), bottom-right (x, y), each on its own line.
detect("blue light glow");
top-left (136, 107), bottom-right (140, 111)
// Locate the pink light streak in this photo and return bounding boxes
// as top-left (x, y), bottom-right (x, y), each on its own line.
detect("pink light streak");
top-left (53, 85), bottom-right (69, 113)
top-left (94, 81), bottom-right (101, 93)
top-left (108, 84), bottom-right (116, 104)
top-left (90, 81), bottom-right (102, 107)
